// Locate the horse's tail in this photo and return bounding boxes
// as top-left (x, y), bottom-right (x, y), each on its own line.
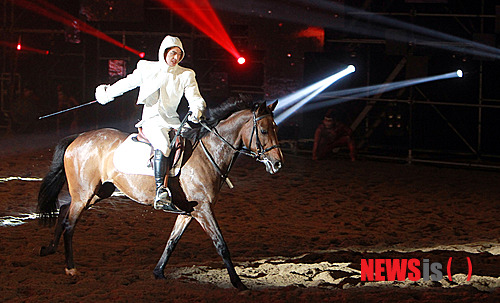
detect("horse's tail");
top-left (37, 134), bottom-right (79, 226)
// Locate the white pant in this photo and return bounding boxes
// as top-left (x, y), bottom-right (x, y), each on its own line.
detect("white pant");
top-left (140, 115), bottom-right (173, 156)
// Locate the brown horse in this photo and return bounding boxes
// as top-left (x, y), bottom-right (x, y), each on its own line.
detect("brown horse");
top-left (37, 99), bottom-right (283, 290)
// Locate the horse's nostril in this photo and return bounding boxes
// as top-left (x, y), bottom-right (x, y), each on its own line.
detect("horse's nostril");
top-left (275, 161), bottom-right (282, 170)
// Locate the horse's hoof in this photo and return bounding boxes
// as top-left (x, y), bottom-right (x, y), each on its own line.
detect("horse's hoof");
top-left (234, 281), bottom-right (248, 291)
top-left (153, 271), bottom-right (166, 280)
top-left (65, 268), bottom-right (79, 276)
top-left (39, 246), bottom-right (53, 256)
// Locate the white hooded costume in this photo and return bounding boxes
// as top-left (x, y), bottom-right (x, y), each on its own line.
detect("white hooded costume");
top-left (95, 35), bottom-right (206, 156)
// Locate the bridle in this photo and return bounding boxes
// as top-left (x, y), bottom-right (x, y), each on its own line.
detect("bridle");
top-left (198, 109), bottom-right (280, 187)
top-left (199, 110), bottom-right (280, 161)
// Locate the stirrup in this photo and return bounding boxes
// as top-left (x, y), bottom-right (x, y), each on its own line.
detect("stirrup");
top-left (153, 186), bottom-right (188, 214)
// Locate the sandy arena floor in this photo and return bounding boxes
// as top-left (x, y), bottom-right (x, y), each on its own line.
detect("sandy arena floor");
top-left (0, 133), bottom-right (499, 302)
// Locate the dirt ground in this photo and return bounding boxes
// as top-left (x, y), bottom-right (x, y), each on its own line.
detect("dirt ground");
top-left (0, 133), bottom-right (499, 302)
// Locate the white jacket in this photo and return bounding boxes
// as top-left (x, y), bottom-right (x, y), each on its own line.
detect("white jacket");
top-left (96, 35), bottom-right (205, 128)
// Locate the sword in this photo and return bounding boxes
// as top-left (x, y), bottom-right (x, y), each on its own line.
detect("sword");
top-left (38, 100), bottom-right (98, 120)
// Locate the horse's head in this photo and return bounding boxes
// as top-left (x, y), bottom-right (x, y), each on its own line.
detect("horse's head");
top-left (242, 100), bottom-right (283, 174)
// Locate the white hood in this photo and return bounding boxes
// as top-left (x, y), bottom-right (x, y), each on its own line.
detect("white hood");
top-left (158, 35), bottom-right (185, 68)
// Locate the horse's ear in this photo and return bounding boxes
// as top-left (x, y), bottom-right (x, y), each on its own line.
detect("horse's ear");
top-left (256, 101), bottom-right (267, 114)
top-left (268, 100), bottom-right (278, 112)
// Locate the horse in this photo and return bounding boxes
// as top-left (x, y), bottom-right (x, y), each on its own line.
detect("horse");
top-left (37, 98), bottom-right (283, 290)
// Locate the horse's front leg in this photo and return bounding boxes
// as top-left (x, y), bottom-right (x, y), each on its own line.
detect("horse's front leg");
top-left (194, 205), bottom-right (247, 290)
top-left (154, 214), bottom-right (193, 279)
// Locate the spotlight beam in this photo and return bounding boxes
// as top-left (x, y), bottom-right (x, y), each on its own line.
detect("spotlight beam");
top-left (158, 0), bottom-right (241, 60)
top-left (304, 70), bottom-right (463, 113)
top-left (276, 72), bottom-right (352, 114)
top-left (212, 0), bottom-right (500, 60)
top-left (0, 41), bottom-right (49, 55)
top-left (10, 0), bottom-right (143, 57)
top-left (293, 0), bottom-right (500, 58)
top-left (275, 65), bottom-right (355, 125)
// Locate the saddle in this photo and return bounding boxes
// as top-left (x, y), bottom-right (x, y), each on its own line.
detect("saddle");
top-left (135, 128), bottom-right (185, 177)
top-left (114, 129), bottom-right (185, 178)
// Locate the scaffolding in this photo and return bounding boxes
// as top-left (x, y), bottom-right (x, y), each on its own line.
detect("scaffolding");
top-left (1, 1), bottom-right (499, 169)
top-left (317, 5), bottom-right (500, 169)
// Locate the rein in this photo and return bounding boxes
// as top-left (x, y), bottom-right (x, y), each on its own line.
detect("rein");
top-left (200, 140), bottom-right (235, 189)
top-left (198, 110), bottom-right (280, 188)
top-left (199, 111), bottom-right (279, 161)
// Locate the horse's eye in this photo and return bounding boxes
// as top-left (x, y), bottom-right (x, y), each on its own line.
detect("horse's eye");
top-left (260, 129), bottom-right (268, 135)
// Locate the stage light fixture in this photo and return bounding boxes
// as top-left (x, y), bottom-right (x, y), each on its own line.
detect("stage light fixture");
top-left (237, 57), bottom-right (246, 64)
top-left (456, 69), bottom-right (463, 78)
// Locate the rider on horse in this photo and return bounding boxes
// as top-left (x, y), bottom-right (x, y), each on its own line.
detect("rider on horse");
top-left (94, 35), bottom-right (206, 213)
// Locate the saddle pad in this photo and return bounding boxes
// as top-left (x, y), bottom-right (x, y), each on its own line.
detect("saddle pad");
top-left (113, 134), bottom-right (183, 177)
top-left (113, 134), bottom-right (154, 176)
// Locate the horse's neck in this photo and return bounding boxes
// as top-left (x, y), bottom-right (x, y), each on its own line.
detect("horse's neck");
top-left (200, 111), bottom-right (250, 168)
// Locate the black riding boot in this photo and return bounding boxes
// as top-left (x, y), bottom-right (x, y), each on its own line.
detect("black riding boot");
top-left (153, 149), bottom-right (168, 202)
top-left (153, 149), bottom-right (185, 214)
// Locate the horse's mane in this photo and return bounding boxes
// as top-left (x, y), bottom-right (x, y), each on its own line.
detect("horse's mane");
top-left (183, 96), bottom-right (263, 141)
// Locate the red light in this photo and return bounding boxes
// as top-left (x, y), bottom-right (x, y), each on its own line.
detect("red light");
top-left (159, 0), bottom-right (242, 61)
top-left (12, 0), bottom-right (143, 58)
top-left (0, 41), bottom-right (48, 54)
top-left (139, 52), bottom-right (145, 58)
top-left (237, 57), bottom-right (246, 65)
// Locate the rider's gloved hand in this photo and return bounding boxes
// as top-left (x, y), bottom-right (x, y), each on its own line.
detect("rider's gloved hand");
top-left (95, 85), bottom-right (114, 105)
top-left (188, 109), bottom-right (204, 123)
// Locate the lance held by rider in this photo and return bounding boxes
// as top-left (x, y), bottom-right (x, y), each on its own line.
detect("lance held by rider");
top-left (94, 35), bottom-right (206, 214)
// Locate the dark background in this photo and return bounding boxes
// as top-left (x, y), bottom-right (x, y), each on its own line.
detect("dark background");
top-left (1, 0), bottom-right (499, 165)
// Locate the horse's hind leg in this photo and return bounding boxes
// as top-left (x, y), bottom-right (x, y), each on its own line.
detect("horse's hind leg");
top-left (61, 199), bottom-right (90, 276)
top-left (194, 207), bottom-right (247, 290)
top-left (40, 204), bottom-right (70, 256)
top-left (154, 215), bottom-right (192, 279)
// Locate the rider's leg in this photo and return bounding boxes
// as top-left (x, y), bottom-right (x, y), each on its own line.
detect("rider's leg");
top-left (141, 118), bottom-right (186, 213)
top-left (152, 149), bottom-right (185, 213)
top-left (153, 149), bottom-right (170, 204)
